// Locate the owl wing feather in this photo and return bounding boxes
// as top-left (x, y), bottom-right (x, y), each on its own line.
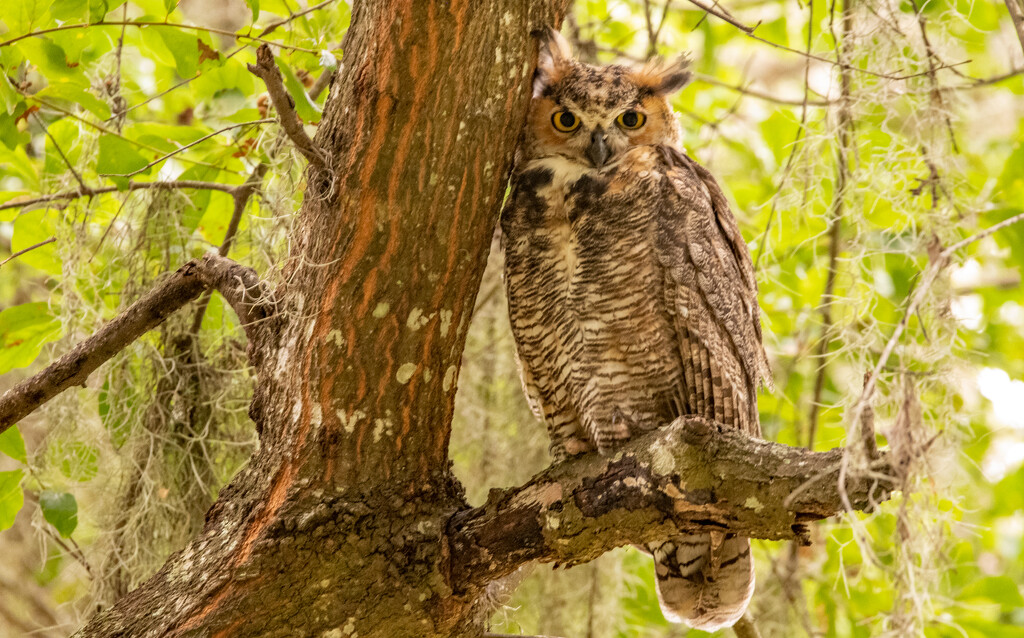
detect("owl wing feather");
top-left (646, 146), bottom-right (766, 630)
top-left (653, 146), bottom-right (770, 436)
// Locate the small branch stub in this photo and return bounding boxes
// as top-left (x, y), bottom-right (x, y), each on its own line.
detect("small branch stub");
top-left (247, 44), bottom-right (329, 171)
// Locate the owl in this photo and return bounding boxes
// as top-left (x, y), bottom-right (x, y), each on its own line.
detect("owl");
top-left (500, 29), bottom-right (772, 631)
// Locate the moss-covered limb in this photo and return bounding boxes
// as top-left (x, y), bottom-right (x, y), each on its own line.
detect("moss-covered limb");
top-left (0, 254), bottom-right (273, 436)
top-left (446, 416), bottom-right (894, 591)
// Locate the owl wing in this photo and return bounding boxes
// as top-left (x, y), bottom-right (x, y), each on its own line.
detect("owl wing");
top-left (654, 146), bottom-right (771, 436)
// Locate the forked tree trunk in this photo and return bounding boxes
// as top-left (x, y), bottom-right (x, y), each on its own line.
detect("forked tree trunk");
top-left (77, 2), bottom-right (568, 636)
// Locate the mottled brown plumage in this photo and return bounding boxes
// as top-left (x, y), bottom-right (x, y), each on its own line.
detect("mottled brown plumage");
top-left (501, 29), bottom-right (771, 630)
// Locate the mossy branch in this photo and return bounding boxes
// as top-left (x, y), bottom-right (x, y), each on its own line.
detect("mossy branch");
top-left (447, 416), bottom-right (893, 592)
top-left (0, 254), bottom-right (272, 435)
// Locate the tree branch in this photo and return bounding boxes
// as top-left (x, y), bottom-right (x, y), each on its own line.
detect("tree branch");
top-left (0, 180), bottom-right (238, 213)
top-left (684, 0), bottom-right (759, 33)
top-left (247, 44), bottom-right (328, 170)
top-left (0, 254), bottom-right (269, 434)
top-left (447, 417), bottom-right (893, 592)
top-left (1005, 0), bottom-right (1024, 57)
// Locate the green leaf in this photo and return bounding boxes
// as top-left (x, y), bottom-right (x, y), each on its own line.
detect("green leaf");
top-left (244, 0), bottom-right (259, 22)
top-left (96, 134), bottom-right (150, 182)
top-left (19, 38), bottom-right (83, 83)
top-left (39, 491), bottom-right (78, 538)
top-left (192, 57), bottom-right (255, 98)
top-left (275, 58), bottom-right (321, 122)
top-left (88, 0), bottom-right (126, 21)
top-left (0, 302), bottom-right (62, 374)
top-left (0, 470), bottom-right (25, 531)
top-left (37, 82), bottom-right (111, 120)
top-left (4, 0), bottom-right (49, 35)
top-left (0, 75), bottom-right (19, 115)
top-left (41, 118), bottom-right (84, 176)
top-left (49, 0), bottom-right (89, 21)
top-left (11, 208), bottom-right (62, 274)
top-left (0, 426), bottom-right (28, 463)
top-left (155, 26), bottom-right (200, 78)
top-left (962, 576), bottom-right (1024, 608)
top-left (0, 106), bottom-right (31, 150)
top-left (177, 162), bottom-right (216, 231)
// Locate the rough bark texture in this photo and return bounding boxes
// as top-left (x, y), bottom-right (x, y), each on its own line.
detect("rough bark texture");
top-left (49, 2), bottom-right (898, 636)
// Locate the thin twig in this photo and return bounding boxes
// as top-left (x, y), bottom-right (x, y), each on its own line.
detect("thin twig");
top-left (0, 237), bottom-right (56, 268)
top-left (247, 44), bottom-right (328, 169)
top-left (692, 72), bottom-right (832, 107)
top-left (98, 120), bottom-right (274, 178)
top-left (258, 0), bottom-right (339, 37)
top-left (807, 0), bottom-right (857, 451)
top-left (33, 113), bottom-right (87, 190)
top-left (0, 20), bottom-right (320, 54)
top-left (0, 180), bottom-right (238, 213)
top-left (28, 96), bottom-right (223, 172)
top-left (909, 0), bottom-right (959, 153)
top-left (684, 0), bottom-right (759, 33)
top-left (109, 3), bottom-right (338, 122)
top-left (309, 68), bottom-right (336, 101)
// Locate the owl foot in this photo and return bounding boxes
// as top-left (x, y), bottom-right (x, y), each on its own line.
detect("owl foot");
top-left (594, 408), bottom-right (635, 455)
top-left (550, 436), bottom-right (594, 462)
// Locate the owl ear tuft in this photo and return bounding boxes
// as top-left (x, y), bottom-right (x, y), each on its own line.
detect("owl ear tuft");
top-left (533, 27), bottom-right (573, 97)
top-left (633, 55), bottom-right (693, 95)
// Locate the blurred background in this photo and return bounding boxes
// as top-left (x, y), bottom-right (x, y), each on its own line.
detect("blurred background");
top-left (0, 0), bottom-right (1022, 636)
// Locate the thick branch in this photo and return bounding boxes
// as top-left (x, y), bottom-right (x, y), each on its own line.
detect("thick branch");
top-left (247, 44), bottom-right (328, 169)
top-left (0, 254), bottom-right (268, 434)
top-left (447, 417), bottom-right (893, 592)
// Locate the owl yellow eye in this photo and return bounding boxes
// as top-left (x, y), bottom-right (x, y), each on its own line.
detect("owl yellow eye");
top-left (552, 110), bottom-right (581, 132)
top-left (616, 110), bottom-right (646, 130)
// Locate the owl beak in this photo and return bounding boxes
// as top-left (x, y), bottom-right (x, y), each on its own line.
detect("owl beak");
top-left (587, 129), bottom-right (610, 168)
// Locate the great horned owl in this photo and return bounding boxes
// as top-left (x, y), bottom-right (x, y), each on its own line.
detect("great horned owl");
top-left (501, 29), bottom-right (772, 631)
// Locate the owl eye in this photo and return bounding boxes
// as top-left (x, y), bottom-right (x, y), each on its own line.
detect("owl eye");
top-left (616, 110), bottom-right (646, 130)
top-left (551, 110), bottom-right (581, 133)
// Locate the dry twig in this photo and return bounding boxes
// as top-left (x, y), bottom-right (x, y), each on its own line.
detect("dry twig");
top-left (247, 44), bottom-right (329, 170)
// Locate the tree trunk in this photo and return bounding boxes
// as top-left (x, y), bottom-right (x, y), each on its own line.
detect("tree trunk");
top-left (77, 2), bottom-right (568, 636)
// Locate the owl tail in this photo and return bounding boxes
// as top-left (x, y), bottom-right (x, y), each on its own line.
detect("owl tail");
top-left (650, 533), bottom-right (754, 631)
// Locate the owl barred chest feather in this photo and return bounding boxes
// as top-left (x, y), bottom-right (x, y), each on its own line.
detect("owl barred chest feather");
top-left (501, 28), bottom-right (772, 632)
top-left (503, 150), bottom-right (690, 457)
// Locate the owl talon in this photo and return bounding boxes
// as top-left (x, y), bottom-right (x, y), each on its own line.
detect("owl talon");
top-left (551, 437), bottom-right (594, 462)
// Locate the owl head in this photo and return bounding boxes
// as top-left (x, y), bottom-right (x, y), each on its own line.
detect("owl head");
top-left (523, 28), bottom-right (691, 169)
